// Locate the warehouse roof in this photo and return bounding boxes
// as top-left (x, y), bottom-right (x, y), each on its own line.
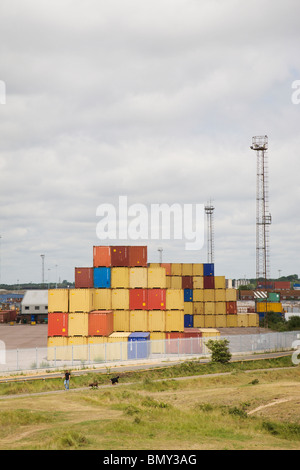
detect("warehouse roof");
top-left (22, 290), bottom-right (48, 306)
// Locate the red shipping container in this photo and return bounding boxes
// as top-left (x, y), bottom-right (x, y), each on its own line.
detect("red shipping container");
top-left (48, 313), bottom-right (68, 336)
top-left (93, 246), bottom-right (111, 267)
top-left (111, 246), bottom-right (129, 267)
top-left (226, 301), bottom-right (237, 314)
top-left (147, 289), bottom-right (166, 310)
top-left (182, 276), bottom-right (193, 289)
top-left (75, 267), bottom-right (94, 288)
top-left (165, 332), bottom-right (184, 354)
top-left (88, 310), bottom-right (114, 336)
top-left (204, 276), bottom-right (215, 289)
top-left (129, 246), bottom-right (147, 267)
top-left (274, 281), bottom-right (291, 290)
top-left (129, 289), bottom-right (148, 310)
top-left (161, 263), bottom-right (171, 275)
top-left (181, 328), bottom-right (203, 354)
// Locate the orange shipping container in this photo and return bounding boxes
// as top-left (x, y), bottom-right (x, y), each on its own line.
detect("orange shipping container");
top-left (48, 313), bottom-right (68, 337)
top-left (93, 246), bottom-right (111, 267)
top-left (88, 310), bottom-right (114, 336)
top-left (128, 246), bottom-right (147, 267)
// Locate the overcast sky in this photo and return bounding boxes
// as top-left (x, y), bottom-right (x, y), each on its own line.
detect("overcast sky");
top-left (0, 0), bottom-right (300, 284)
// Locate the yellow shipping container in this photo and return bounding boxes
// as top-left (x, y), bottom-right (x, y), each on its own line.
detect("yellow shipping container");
top-left (215, 289), bottom-right (226, 302)
top-left (113, 310), bottom-right (130, 331)
top-left (129, 310), bottom-right (148, 331)
top-left (184, 302), bottom-right (193, 315)
top-left (111, 289), bottom-right (129, 310)
top-left (87, 337), bottom-right (108, 361)
top-left (148, 263), bottom-right (160, 268)
top-left (225, 289), bottom-right (237, 302)
top-left (129, 267), bottom-right (148, 288)
top-left (256, 302), bottom-right (282, 313)
top-left (166, 289), bottom-right (184, 310)
top-left (193, 302), bottom-right (204, 314)
top-left (170, 276), bottom-right (182, 289)
top-left (111, 267), bottom-right (129, 288)
top-left (148, 267), bottom-right (167, 288)
top-left (247, 313), bottom-right (259, 327)
top-left (193, 276), bottom-right (204, 289)
top-left (69, 289), bottom-right (94, 313)
top-left (193, 289), bottom-right (204, 302)
top-left (192, 263), bottom-right (204, 276)
top-left (182, 263), bottom-right (193, 276)
top-left (215, 315), bottom-right (227, 328)
top-left (93, 289), bottom-right (112, 310)
top-left (48, 289), bottom-right (69, 312)
top-left (150, 332), bottom-right (166, 354)
top-left (193, 314), bottom-right (205, 328)
top-left (204, 302), bottom-right (215, 315)
top-left (204, 315), bottom-right (216, 328)
top-left (214, 276), bottom-right (226, 289)
top-left (226, 315), bottom-right (238, 327)
top-left (67, 336), bottom-right (88, 361)
top-left (171, 263), bottom-right (182, 276)
top-left (237, 314), bottom-right (249, 327)
top-left (199, 328), bottom-right (220, 338)
top-left (148, 310), bottom-right (166, 332)
top-left (215, 302), bottom-right (226, 315)
top-left (165, 310), bottom-right (184, 332)
top-left (106, 332), bottom-right (131, 361)
top-left (47, 337), bottom-right (68, 360)
top-left (204, 289), bottom-right (215, 302)
top-left (68, 312), bottom-right (88, 336)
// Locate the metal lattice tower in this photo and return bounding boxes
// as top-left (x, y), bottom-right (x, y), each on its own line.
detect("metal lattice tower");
top-left (250, 135), bottom-right (272, 287)
top-left (40, 254), bottom-right (45, 285)
top-left (205, 201), bottom-right (215, 264)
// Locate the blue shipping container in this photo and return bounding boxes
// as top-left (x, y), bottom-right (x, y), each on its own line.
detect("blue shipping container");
top-left (184, 314), bottom-right (193, 328)
top-left (203, 263), bottom-right (214, 276)
top-left (128, 332), bottom-right (150, 359)
top-left (184, 289), bottom-right (193, 302)
top-left (94, 267), bottom-right (111, 288)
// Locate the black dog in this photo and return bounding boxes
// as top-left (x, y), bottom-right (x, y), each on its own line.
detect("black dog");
top-left (89, 381), bottom-right (99, 389)
top-left (110, 376), bottom-right (119, 385)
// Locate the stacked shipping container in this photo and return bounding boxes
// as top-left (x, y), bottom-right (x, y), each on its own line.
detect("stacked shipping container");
top-left (47, 245), bottom-right (259, 360)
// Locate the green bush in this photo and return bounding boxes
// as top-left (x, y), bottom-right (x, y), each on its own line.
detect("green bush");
top-left (206, 339), bottom-right (232, 364)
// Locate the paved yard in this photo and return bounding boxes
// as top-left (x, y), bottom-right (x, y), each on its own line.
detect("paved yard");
top-left (0, 324), bottom-right (48, 350)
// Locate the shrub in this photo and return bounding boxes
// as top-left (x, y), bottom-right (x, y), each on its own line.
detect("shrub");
top-left (206, 339), bottom-right (232, 364)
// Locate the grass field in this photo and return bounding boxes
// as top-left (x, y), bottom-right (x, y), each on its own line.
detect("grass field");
top-left (1, 356), bottom-right (300, 450)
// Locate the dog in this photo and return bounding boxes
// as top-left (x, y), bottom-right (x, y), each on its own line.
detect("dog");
top-left (89, 381), bottom-right (99, 389)
top-left (110, 376), bottom-right (119, 385)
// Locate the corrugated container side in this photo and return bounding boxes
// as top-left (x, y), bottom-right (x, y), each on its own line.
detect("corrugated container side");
top-left (48, 289), bottom-right (69, 313)
top-left (93, 267), bottom-right (111, 288)
top-left (193, 314), bottom-right (205, 328)
top-left (193, 302), bottom-right (204, 314)
top-left (171, 263), bottom-right (182, 276)
top-left (215, 302), bottom-right (226, 315)
top-left (129, 288), bottom-right (148, 310)
top-left (148, 267), bottom-right (167, 288)
top-left (129, 310), bottom-right (148, 331)
top-left (165, 310), bottom-right (184, 332)
top-left (148, 310), bottom-right (166, 332)
top-left (182, 263), bottom-right (193, 276)
top-left (150, 332), bottom-right (166, 354)
top-left (93, 289), bottom-right (111, 310)
top-left (129, 267), bottom-right (148, 288)
top-left (111, 267), bottom-right (129, 288)
top-left (111, 289), bottom-right (130, 310)
top-left (192, 263), bottom-right (204, 276)
top-left (226, 301), bottom-right (237, 314)
top-left (48, 312), bottom-right (68, 337)
top-left (161, 263), bottom-right (171, 275)
top-left (204, 315), bottom-right (216, 328)
top-left (215, 315), bottom-right (227, 328)
top-left (75, 267), bottom-right (94, 288)
top-left (204, 302), bottom-right (215, 315)
top-left (193, 289), bottom-right (204, 302)
top-left (203, 289), bottom-right (215, 302)
top-left (170, 276), bottom-right (182, 289)
top-left (193, 276), bottom-right (204, 289)
top-left (69, 289), bottom-right (94, 313)
top-left (204, 276), bottom-right (215, 289)
top-left (113, 310), bottom-right (130, 331)
top-left (214, 276), bottom-right (226, 289)
top-left (93, 246), bottom-right (111, 267)
top-left (226, 315), bottom-right (238, 327)
top-left (166, 289), bottom-right (184, 310)
top-left (215, 289), bottom-right (226, 302)
top-left (147, 289), bottom-right (166, 310)
top-left (88, 310), bottom-right (114, 336)
top-left (184, 302), bottom-right (193, 315)
top-left (182, 276), bottom-right (193, 289)
top-left (67, 336), bottom-right (88, 361)
top-left (225, 289), bottom-right (237, 301)
top-left (68, 312), bottom-right (89, 336)
top-left (128, 246), bottom-right (147, 267)
top-left (47, 337), bottom-right (68, 361)
top-left (165, 332), bottom-right (184, 354)
top-left (111, 246), bottom-right (129, 267)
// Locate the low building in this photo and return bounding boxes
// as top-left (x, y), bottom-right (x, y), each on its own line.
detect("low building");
top-left (20, 290), bottom-right (48, 323)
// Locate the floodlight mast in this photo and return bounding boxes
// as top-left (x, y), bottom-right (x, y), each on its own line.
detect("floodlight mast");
top-left (250, 135), bottom-right (272, 327)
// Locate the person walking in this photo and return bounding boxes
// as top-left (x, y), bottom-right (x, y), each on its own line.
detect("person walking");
top-left (64, 370), bottom-right (71, 390)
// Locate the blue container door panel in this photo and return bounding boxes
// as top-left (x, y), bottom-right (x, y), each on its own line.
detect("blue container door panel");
top-left (184, 314), bottom-right (193, 328)
top-left (184, 289), bottom-right (193, 302)
top-left (203, 263), bottom-right (214, 276)
top-left (128, 333), bottom-right (150, 359)
top-left (94, 267), bottom-right (111, 288)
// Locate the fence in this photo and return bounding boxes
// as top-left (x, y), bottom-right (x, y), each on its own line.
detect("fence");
top-left (0, 330), bottom-right (299, 374)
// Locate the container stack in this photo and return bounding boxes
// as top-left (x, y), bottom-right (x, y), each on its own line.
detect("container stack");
top-left (47, 245), bottom-right (258, 361)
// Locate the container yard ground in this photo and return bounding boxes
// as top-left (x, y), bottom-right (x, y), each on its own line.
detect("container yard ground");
top-left (0, 323), bottom-right (271, 350)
